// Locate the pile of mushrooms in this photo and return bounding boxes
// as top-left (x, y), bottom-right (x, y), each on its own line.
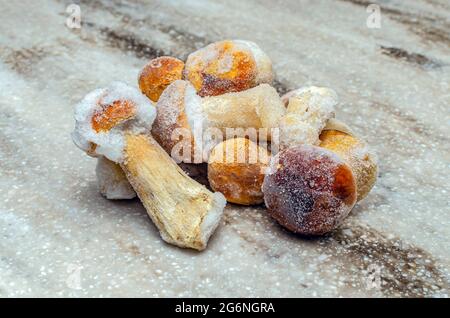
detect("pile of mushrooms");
top-left (72, 40), bottom-right (377, 250)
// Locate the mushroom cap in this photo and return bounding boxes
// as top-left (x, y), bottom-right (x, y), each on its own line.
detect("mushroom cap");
top-left (320, 130), bottom-right (378, 201)
top-left (208, 137), bottom-right (271, 205)
top-left (262, 145), bottom-right (357, 235)
top-left (184, 40), bottom-right (273, 97)
top-left (72, 82), bottom-right (155, 163)
top-left (234, 40), bottom-right (273, 84)
top-left (151, 80), bottom-right (205, 163)
top-left (138, 56), bottom-right (185, 102)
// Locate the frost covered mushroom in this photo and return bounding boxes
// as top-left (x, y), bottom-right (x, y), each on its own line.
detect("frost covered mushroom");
top-left (81, 99), bottom-right (142, 200)
top-left (138, 56), bottom-right (185, 102)
top-left (184, 40), bottom-right (274, 97)
top-left (208, 138), bottom-right (271, 205)
top-left (262, 145), bottom-right (357, 235)
top-left (72, 82), bottom-right (226, 251)
top-left (278, 86), bottom-right (338, 150)
top-left (282, 87), bottom-right (377, 200)
top-left (151, 80), bottom-right (285, 163)
top-left (262, 102), bottom-right (376, 234)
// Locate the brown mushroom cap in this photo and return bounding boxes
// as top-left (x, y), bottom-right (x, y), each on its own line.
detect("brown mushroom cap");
top-left (138, 56), bottom-right (185, 102)
top-left (262, 145), bottom-right (357, 235)
top-left (184, 40), bottom-right (273, 97)
top-left (208, 138), bottom-right (271, 205)
top-left (151, 80), bottom-right (200, 162)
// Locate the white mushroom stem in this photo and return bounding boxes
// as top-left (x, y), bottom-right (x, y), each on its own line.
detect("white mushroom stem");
top-left (200, 83), bottom-right (285, 132)
top-left (96, 156), bottom-right (136, 200)
top-left (121, 134), bottom-right (226, 250)
top-left (95, 155), bottom-right (211, 201)
top-left (278, 86), bottom-right (338, 150)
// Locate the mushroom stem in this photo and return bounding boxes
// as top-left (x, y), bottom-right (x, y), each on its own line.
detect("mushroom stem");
top-left (96, 156), bottom-right (136, 200)
top-left (201, 84), bottom-right (285, 131)
top-left (121, 134), bottom-right (226, 251)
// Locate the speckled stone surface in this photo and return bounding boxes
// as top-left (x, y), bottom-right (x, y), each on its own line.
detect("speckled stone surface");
top-left (0, 0), bottom-right (449, 297)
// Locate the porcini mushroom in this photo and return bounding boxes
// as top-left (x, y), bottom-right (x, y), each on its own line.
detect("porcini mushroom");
top-left (262, 145), bottom-right (357, 235)
top-left (138, 56), bottom-right (185, 102)
top-left (262, 95), bottom-right (376, 234)
top-left (208, 137), bottom-right (271, 205)
top-left (72, 82), bottom-right (226, 250)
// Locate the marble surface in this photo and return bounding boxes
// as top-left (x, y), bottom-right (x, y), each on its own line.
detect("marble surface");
top-left (0, 0), bottom-right (449, 297)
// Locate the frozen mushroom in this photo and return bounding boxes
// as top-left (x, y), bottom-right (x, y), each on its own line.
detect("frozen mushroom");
top-left (72, 82), bottom-right (226, 251)
top-left (184, 40), bottom-right (274, 96)
top-left (262, 145), bottom-right (357, 235)
top-left (208, 138), bottom-right (271, 205)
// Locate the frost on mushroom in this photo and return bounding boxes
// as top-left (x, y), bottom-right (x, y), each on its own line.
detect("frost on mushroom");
top-left (71, 82), bottom-right (151, 200)
top-left (72, 82), bottom-right (226, 251)
top-left (96, 156), bottom-right (136, 200)
top-left (278, 86), bottom-right (337, 149)
top-left (72, 81), bottom-right (156, 163)
top-left (151, 80), bottom-right (206, 164)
